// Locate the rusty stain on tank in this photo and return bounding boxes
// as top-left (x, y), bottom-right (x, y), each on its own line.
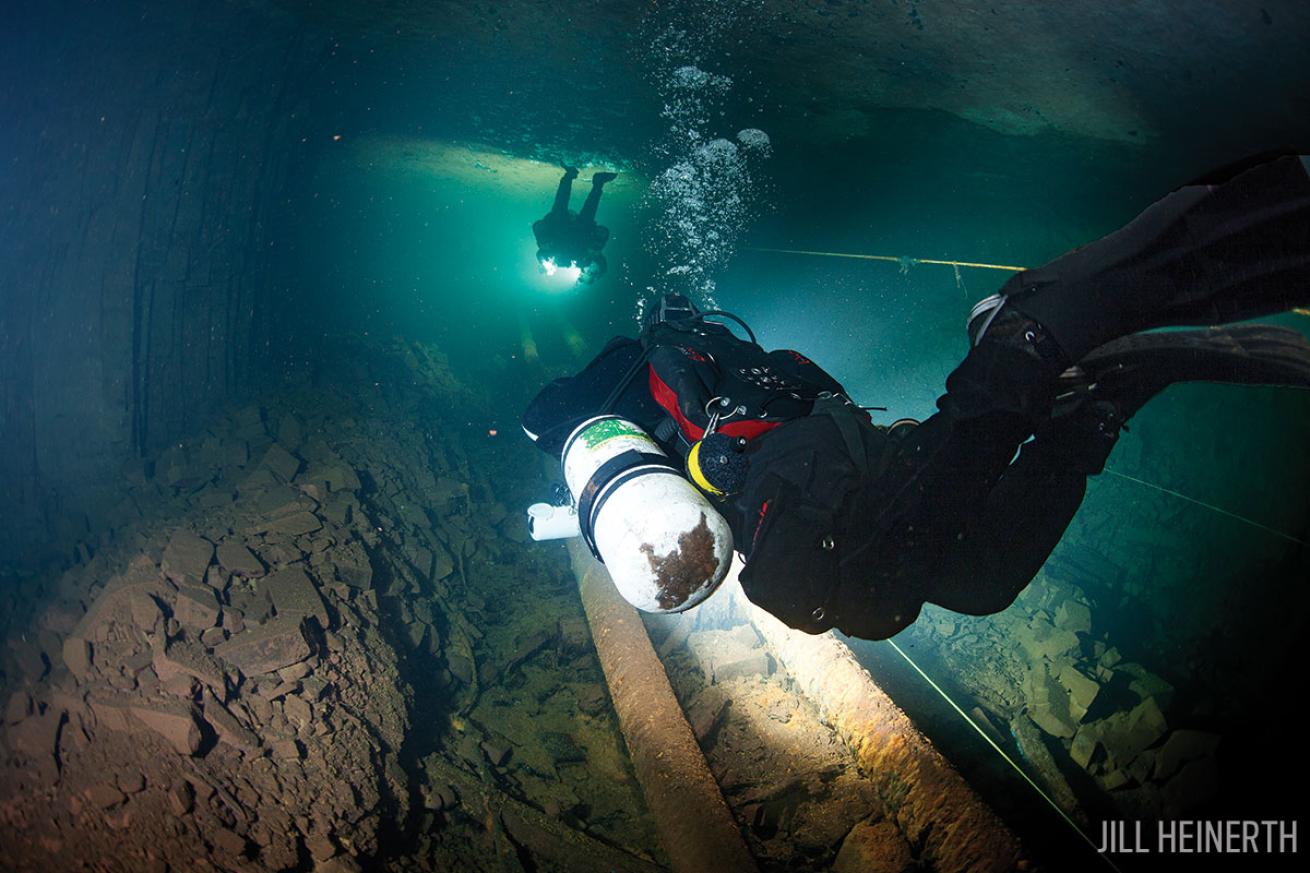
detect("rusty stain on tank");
top-left (640, 513), bottom-right (718, 610)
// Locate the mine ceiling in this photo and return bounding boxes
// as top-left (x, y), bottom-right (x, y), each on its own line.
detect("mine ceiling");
top-left (266, 0), bottom-right (1310, 155)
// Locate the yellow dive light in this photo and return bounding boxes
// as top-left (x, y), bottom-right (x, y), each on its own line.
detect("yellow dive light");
top-left (686, 439), bottom-right (726, 497)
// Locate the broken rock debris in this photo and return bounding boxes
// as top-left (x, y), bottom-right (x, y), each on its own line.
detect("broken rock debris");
top-left (0, 339), bottom-right (663, 872)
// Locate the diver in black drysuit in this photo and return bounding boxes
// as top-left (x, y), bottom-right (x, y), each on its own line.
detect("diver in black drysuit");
top-left (533, 167), bottom-right (618, 283)
top-left (523, 154), bottom-right (1310, 640)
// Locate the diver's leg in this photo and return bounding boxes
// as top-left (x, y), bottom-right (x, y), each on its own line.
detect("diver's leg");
top-left (889, 368), bottom-right (1126, 619)
top-left (551, 167), bottom-right (578, 216)
top-left (924, 318), bottom-right (1310, 614)
top-left (870, 410), bottom-right (1038, 558)
top-left (992, 154), bottom-right (1310, 363)
top-left (579, 172), bottom-right (617, 223)
top-left (854, 387), bottom-right (1103, 623)
top-left (946, 155), bottom-right (1310, 421)
top-left (924, 422), bottom-right (1096, 615)
top-left (833, 409), bottom-right (1037, 638)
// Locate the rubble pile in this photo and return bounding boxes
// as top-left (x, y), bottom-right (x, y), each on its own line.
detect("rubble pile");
top-left (902, 572), bottom-right (1222, 825)
top-left (0, 338), bottom-right (662, 871)
top-left (315, 343), bottom-right (663, 870)
top-left (0, 418), bottom-right (411, 870)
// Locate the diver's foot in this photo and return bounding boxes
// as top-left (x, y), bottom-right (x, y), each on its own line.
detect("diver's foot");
top-left (942, 301), bottom-right (1075, 421)
top-left (1042, 323), bottom-right (1310, 475)
top-left (1078, 324), bottom-right (1310, 418)
top-left (563, 165), bottom-right (580, 178)
top-left (886, 418), bottom-right (920, 440)
top-left (593, 171), bottom-right (618, 184)
top-left (968, 293), bottom-right (1071, 370)
top-left (966, 292), bottom-right (1007, 348)
top-left (970, 306), bottom-right (1071, 372)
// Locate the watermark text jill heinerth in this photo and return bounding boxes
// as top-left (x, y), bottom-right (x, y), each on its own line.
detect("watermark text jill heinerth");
top-left (1099, 820), bottom-right (1298, 854)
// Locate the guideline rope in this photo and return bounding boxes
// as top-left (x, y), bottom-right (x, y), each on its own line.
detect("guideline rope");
top-left (884, 638), bottom-right (1123, 873)
top-left (750, 246), bottom-right (1029, 272)
top-left (1103, 469), bottom-right (1307, 546)
top-left (880, 469), bottom-right (1299, 870)
top-left (751, 248), bottom-right (1310, 319)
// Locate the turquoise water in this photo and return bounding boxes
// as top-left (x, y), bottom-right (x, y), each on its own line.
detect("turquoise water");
top-left (4, 0), bottom-right (1309, 869)
top-left (293, 92), bottom-right (1310, 866)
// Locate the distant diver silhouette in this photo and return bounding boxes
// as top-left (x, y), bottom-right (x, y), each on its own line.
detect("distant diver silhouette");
top-left (533, 167), bottom-right (618, 284)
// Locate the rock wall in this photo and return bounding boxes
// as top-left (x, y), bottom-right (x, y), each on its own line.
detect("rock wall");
top-left (0, 0), bottom-right (322, 568)
top-left (0, 336), bottom-right (665, 871)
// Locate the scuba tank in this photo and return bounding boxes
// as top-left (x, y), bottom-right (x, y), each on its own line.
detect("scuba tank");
top-left (523, 293), bottom-right (849, 613)
top-left (561, 415), bottom-right (733, 613)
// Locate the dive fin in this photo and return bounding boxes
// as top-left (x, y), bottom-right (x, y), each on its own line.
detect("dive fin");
top-left (1077, 324), bottom-right (1310, 416)
top-left (1033, 324), bottom-right (1310, 476)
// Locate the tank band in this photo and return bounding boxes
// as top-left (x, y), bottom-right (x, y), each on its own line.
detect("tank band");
top-left (578, 450), bottom-right (678, 560)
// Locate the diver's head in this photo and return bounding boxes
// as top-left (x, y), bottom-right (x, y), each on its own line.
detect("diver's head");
top-left (642, 292), bottom-right (702, 330)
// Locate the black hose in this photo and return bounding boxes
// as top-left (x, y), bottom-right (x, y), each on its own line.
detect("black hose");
top-left (697, 310), bottom-right (757, 345)
top-left (597, 346), bottom-right (651, 414)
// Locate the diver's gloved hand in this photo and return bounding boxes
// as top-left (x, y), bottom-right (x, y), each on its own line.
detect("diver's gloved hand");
top-left (642, 293), bottom-right (701, 332)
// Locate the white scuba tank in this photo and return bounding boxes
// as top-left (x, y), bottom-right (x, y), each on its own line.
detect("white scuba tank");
top-left (561, 415), bottom-right (733, 613)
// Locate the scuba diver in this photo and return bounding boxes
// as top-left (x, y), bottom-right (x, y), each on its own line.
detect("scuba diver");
top-left (522, 154), bottom-right (1310, 640)
top-left (533, 166), bottom-right (618, 284)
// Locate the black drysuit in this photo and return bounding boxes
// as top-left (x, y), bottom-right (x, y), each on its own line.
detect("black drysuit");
top-left (524, 155), bottom-right (1310, 640)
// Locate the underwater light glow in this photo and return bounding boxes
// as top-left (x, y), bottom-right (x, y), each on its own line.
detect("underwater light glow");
top-left (539, 256), bottom-right (582, 286)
